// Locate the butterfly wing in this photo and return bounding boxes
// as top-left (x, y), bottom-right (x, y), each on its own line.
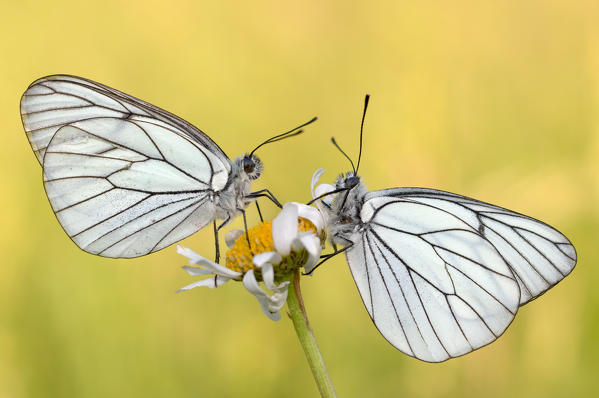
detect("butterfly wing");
top-left (345, 188), bottom-right (575, 362)
top-left (22, 75), bottom-right (232, 258)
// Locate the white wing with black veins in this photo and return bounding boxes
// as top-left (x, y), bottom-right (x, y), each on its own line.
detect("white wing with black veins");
top-left (345, 187), bottom-right (576, 362)
top-left (21, 75), bottom-right (232, 258)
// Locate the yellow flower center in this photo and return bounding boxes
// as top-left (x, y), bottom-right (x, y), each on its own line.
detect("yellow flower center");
top-left (225, 217), bottom-right (318, 274)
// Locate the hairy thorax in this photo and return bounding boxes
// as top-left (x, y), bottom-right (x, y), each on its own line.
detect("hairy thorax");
top-left (326, 173), bottom-right (368, 245)
top-left (212, 155), bottom-right (258, 223)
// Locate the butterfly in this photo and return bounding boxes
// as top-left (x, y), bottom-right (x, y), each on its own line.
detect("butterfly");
top-left (309, 95), bottom-right (577, 362)
top-left (21, 75), bottom-right (316, 259)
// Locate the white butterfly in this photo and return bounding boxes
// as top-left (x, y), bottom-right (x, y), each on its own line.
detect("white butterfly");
top-left (310, 95), bottom-right (577, 362)
top-left (21, 75), bottom-right (315, 259)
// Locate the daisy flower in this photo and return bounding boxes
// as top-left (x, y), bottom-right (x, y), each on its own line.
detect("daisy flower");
top-left (177, 202), bottom-right (325, 321)
top-left (178, 171), bottom-right (336, 396)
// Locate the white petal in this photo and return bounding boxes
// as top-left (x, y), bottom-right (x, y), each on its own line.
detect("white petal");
top-left (296, 234), bottom-right (322, 273)
top-left (195, 258), bottom-right (241, 279)
top-left (252, 252), bottom-right (283, 268)
top-left (262, 264), bottom-right (290, 294)
top-left (177, 245), bottom-right (241, 278)
top-left (314, 183), bottom-right (335, 200)
top-left (182, 265), bottom-right (212, 276)
top-left (314, 183), bottom-right (336, 212)
top-left (272, 203), bottom-right (299, 255)
top-left (243, 269), bottom-right (267, 298)
top-left (225, 229), bottom-right (244, 249)
top-left (264, 309), bottom-right (282, 321)
top-left (261, 262), bottom-right (290, 295)
top-left (177, 245), bottom-right (205, 264)
top-left (311, 168), bottom-right (326, 198)
top-left (177, 275), bottom-right (231, 292)
top-left (293, 201), bottom-right (325, 232)
top-left (269, 286), bottom-right (289, 313)
top-left (242, 270), bottom-right (282, 321)
top-left (261, 263), bottom-right (276, 290)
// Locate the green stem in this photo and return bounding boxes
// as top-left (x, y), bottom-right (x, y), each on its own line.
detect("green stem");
top-left (286, 270), bottom-right (336, 398)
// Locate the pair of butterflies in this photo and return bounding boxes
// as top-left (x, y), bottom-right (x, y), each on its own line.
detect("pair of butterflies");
top-left (20, 75), bottom-right (577, 362)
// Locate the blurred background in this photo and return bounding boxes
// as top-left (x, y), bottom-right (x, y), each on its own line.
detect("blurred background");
top-left (1, 0), bottom-right (597, 397)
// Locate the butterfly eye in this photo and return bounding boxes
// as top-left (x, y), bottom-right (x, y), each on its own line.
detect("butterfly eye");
top-left (345, 176), bottom-right (360, 188)
top-left (243, 158), bottom-right (255, 173)
top-left (241, 154), bottom-right (262, 180)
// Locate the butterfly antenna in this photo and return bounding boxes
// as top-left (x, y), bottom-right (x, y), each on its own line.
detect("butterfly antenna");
top-left (306, 185), bottom-right (353, 206)
top-left (249, 116), bottom-right (318, 156)
top-left (354, 94), bottom-right (370, 175)
top-left (330, 137), bottom-right (356, 174)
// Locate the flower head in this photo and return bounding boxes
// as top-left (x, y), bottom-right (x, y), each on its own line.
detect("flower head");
top-left (178, 202), bottom-right (325, 321)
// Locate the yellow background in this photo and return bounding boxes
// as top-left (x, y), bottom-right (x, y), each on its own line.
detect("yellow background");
top-left (1, 1), bottom-right (597, 397)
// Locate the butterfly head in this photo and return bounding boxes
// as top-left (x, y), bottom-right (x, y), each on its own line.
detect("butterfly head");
top-left (336, 171), bottom-right (361, 191)
top-left (238, 154), bottom-right (263, 180)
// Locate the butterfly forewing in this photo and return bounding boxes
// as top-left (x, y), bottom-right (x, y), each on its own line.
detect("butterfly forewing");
top-left (21, 75), bottom-right (230, 168)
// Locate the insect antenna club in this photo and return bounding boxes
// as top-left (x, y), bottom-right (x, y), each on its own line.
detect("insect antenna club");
top-left (308, 94), bottom-right (577, 362)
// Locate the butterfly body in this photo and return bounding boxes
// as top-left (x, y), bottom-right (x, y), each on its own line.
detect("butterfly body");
top-left (325, 172), bottom-right (368, 243)
top-left (212, 154), bottom-right (262, 223)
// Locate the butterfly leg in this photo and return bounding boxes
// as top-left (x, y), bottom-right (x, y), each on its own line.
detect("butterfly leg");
top-left (320, 235), bottom-right (351, 258)
top-left (255, 201), bottom-right (264, 222)
top-left (214, 215), bottom-right (232, 263)
top-left (213, 221), bottom-right (220, 263)
top-left (237, 207), bottom-right (253, 251)
top-left (247, 189), bottom-right (283, 208)
top-left (304, 237), bottom-right (354, 275)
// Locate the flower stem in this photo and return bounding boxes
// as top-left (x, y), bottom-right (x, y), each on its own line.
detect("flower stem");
top-left (286, 270), bottom-right (336, 398)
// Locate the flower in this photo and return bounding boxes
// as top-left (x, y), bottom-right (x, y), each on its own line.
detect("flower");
top-left (178, 202), bottom-right (325, 321)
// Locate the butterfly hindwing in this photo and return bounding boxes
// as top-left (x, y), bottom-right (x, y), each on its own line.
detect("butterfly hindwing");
top-left (344, 187), bottom-right (576, 362)
top-left (347, 193), bottom-right (520, 362)
top-left (42, 117), bottom-right (226, 258)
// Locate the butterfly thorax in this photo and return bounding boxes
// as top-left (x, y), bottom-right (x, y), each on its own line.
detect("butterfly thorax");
top-left (213, 154), bottom-right (263, 221)
top-left (326, 172), bottom-right (368, 245)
